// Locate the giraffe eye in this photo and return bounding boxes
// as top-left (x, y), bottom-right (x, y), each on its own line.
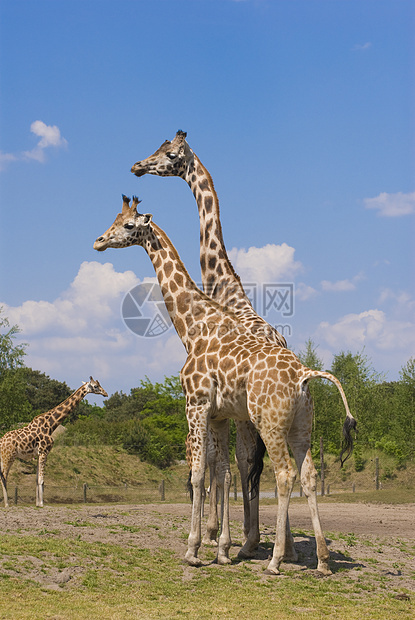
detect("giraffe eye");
top-left (124, 223), bottom-right (135, 230)
top-left (166, 152), bottom-right (177, 160)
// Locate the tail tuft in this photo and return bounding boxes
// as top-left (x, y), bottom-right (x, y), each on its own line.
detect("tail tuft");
top-left (186, 470), bottom-right (193, 503)
top-left (340, 415), bottom-right (358, 467)
top-left (247, 434), bottom-right (266, 500)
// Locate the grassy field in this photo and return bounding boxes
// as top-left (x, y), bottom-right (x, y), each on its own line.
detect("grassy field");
top-left (0, 502), bottom-right (413, 620)
top-left (0, 445), bottom-right (413, 618)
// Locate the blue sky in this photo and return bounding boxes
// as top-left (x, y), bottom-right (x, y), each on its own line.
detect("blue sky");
top-left (1, 0), bottom-right (414, 400)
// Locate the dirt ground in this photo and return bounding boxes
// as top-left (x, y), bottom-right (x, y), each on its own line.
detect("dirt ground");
top-left (0, 501), bottom-right (414, 595)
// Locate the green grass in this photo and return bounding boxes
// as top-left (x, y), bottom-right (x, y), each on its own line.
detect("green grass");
top-left (0, 521), bottom-right (412, 620)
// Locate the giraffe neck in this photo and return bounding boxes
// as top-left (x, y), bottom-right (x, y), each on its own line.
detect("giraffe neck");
top-left (182, 153), bottom-right (251, 311)
top-left (181, 151), bottom-right (286, 347)
top-left (142, 223), bottom-right (229, 352)
top-left (33, 385), bottom-right (89, 433)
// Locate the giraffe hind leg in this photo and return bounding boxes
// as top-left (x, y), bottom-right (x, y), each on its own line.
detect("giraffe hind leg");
top-left (260, 432), bottom-right (297, 575)
top-left (288, 415), bottom-right (331, 574)
top-left (0, 458), bottom-right (13, 509)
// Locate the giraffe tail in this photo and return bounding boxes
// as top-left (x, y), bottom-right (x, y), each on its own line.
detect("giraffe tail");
top-left (247, 432), bottom-right (266, 500)
top-left (186, 469), bottom-right (194, 503)
top-left (303, 369), bottom-right (358, 467)
top-left (0, 465), bottom-right (6, 490)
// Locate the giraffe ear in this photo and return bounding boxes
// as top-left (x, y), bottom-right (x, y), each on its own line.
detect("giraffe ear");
top-left (143, 213), bottom-right (153, 225)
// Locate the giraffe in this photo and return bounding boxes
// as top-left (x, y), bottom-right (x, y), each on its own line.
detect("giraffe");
top-left (94, 196), bottom-right (356, 573)
top-left (0, 377), bottom-right (107, 508)
top-left (131, 130), bottom-right (289, 558)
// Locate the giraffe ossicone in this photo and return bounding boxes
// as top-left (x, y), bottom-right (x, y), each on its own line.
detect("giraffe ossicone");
top-left (94, 197), bottom-right (357, 574)
top-left (0, 377), bottom-right (107, 508)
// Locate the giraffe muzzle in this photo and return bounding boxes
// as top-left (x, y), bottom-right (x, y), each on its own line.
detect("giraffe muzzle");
top-left (131, 163), bottom-right (146, 177)
top-left (93, 237), bottom-right (108, 251)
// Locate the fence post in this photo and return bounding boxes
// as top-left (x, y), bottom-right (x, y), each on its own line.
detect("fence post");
top-left (14, 486), bottom-right (18, 506)
top-left (159, 480), bottom-right (165, 501)
top-left (233, 474), bottom-right (237, 501)
top-left (326, 484), bottom-right (330, 496)
top-left (352, 483), bottom-right (355, 493)
top-left (375, 457), bottom-right (379, 490)
top-left (83, 483), bottom-right (87, 503)
top-left (320, 436), bottom-right (325, 497)
top-left (299, 484), bottom-right (303, 497)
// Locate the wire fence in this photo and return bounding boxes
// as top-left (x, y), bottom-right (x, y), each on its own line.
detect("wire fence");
top-left (9, 475), bottom-right (381, 507)
top-left (10, 480), bottom-right (177, 506)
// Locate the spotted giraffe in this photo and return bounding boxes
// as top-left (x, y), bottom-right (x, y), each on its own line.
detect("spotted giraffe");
top-left (0, 377), bottom-right (107, 507)
top-left (94, 196), bottom-right (356, 573)
top-left (131, 130), bottom-right (290, 558)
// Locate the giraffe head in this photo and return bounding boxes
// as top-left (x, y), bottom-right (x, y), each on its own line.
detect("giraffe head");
top-left (131, 130), bottom-right (192, 178)
top-left (83, 377), bottom-right (108, 397)
top-left (94, 195), bottom-right (153, 251)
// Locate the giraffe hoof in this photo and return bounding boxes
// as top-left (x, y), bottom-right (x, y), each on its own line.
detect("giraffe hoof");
top-left (217, 554), bottom-right (231, 565)
top-left (284, 550), bottom-right (298, 562)
top-left (185, 553), bottom-right (202, 567)
top-left (238, 546), bottom-right (256, 559)
top-left (317, 563), bottom-right (332, 576)
top-left (202, 536), bottom-right (218, 547)
top-left (264, 568), bottom-right (280, 576)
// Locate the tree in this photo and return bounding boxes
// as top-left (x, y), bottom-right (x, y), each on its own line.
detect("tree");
top-left (16, 368), bottom-right (93, 423)
top-left (297, 339), bottom-right (333, 451)
top-left (0, 308), bottom-right (27, 374)
top-left (0, 309), bottom-right (31, 428)
top-left (392, 357), bottom-right (415, 459)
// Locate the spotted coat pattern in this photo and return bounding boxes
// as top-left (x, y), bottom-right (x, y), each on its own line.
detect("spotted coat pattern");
top-left (94, 198), bottom-right (356, 574)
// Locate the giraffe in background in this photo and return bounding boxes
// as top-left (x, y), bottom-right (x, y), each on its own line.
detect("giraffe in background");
top-left (94, 196), bottom-right (356, 573)
top-left (0, 377), bottom-right (107, 507)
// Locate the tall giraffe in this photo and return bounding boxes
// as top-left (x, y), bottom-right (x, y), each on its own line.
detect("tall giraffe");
top-left (0, 377), bottom-right (107, 507)
top-left (131, 130), bottom-right (289, 557)
top-left (94, 196), bottom-right (356, 573)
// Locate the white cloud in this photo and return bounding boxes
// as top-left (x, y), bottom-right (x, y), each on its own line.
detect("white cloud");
top-left (321, 279), bottom-right (356, 292)
top-left (320, 272), bottom-right (364, 293)
top-left (3, 262), bottom-right (139, 336)
top-left (228, 242), bottom-right (303, 284)
top-left (364, 191), bottom-right (415, 217)
top-left (0, 152), bottom-right (18, 171)
top-left (317, 308), bottom-right (415, 354)
top-left (1, 121), bottom-right (68, 169)
top-left (1, 262), bottom-right (187, 396)
top-left (321, 272), bottom-right (365, 292)
top-left (353, 42), bottom-right (372, 51)
top-left (296, 282), bottom-right (318, 301)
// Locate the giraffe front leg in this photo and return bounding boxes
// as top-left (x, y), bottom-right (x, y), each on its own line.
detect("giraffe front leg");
top-left (185, 408), bottom-right (209, 567)
top-left (36, 453), bottom-right (48, 508)
top-left (210, 419), bottom-right (232, 565)
top-left (0, 464), bottom-right (9, 509)
top-left (203, 427), bottom-right (219, 546)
